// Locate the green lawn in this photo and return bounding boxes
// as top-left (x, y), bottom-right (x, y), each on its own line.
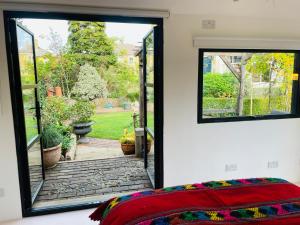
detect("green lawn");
top-left (25, 115), bottom-right (38, 143)
top-left (26, 111), bottom-right (153, 141)
top-left (88, 112), bottom-right (154, 140)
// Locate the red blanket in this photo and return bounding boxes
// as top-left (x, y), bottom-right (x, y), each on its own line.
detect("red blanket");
top-left (90, 178), bottom-right (300, 225)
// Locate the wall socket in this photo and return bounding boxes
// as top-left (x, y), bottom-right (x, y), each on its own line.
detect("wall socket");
top-left (225, 164), bottom-right (237, 172)
top-left (0, 188), bottom-right (4, 198)
top-left (202, 19), bottom-right (216, 29)
top-left (268, 161), bottom-right (279, 169)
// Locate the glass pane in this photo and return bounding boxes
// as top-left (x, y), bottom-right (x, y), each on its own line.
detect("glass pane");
top-left (28, 140), bottom-right (43, 200)
top-left (146, 87), bottom-right (154, 133)
top-left (146, 31), bottom-right (154, 134)
top-left (146, 32), bottom-right (154, 84)
top-left (202, 52), bottom-right (295, 119)
top-left (17, 26), bottom-right (35, 86)
top-left (146, 136), bottom-right (154, 183)
top-left (145, 31), bottom-right (155, 186)
top-left (16, 24), bottom-right (43, 204)
top-left (23, 88), bottom-right (39, 144)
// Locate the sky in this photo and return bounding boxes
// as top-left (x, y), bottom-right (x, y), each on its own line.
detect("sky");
top-left (21, 19), bottom-right (152, 50)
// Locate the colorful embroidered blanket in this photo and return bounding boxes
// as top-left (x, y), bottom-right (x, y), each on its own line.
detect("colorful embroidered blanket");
top-left (90, 178), bottom-right (300, 225)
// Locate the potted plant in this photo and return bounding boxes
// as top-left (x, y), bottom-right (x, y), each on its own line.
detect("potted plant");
top-left (120, 129), bottom-right (153, 155)
top-left (71, 100), bottom-right (95, 138)
top-left (56, 125), bottom-right (72, 159)
top-left (120, 129), bottom-right (135, 155)
top-left (42, 125), bottom-right (63, 169)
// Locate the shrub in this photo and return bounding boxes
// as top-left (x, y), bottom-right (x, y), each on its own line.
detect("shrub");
top-left (100, 62), bottom-right (139, 100)
top-left (203, 73), bottom-right (238, 98)
top-left (61, 135), bottom-right (72, 156)
top-left (243, 96), bottom-right (290, 115)
top-left (126, 91), bottom-right (139, 102)
top-left (38, 80), bottom-right (47, 107)
top-left (71, 100), bottom-right (95, 124)
top-left (203, 97), bottom-right (237, 109)
top-left (42, 96), bottom-right (70, 126)
top-left (120, 129), bottom-right (135, 144)
top-left (119, 129), bottom-right (152, 144)
top-left (202, 96), bottom-right (290, 117)
top-left (56, 125), bottom-right (72, 156)
top-left (72, 63), bottom-right (108, 100)
top-left (41, 125), bottom-right (63, 149)
top-left (203, 97), bottom-right (237, 117)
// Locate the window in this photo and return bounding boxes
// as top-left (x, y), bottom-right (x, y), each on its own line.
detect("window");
top-left (198, 49), bottom-right (300, 123)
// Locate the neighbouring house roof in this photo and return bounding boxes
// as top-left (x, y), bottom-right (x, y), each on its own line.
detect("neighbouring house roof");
top-left (135, 47), bottom-right (143, 57)
top-left (115, 42), bottom-right (140, 57)
top-left (19, 45), bottom-right (50, 57)
top-left (35, 47), bottom-right (50, 57)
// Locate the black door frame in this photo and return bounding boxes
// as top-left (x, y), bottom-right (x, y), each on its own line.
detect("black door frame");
top-left (143, 29), bottom-right (154, 185)
top-left (4, 17), bottom-right (46, 215)
top-left (3, 10), bottom-right (164, 217)
top-left (15, 21), bottom-right (45, 203)
top-left (143, 27), bottom-right (164, 188)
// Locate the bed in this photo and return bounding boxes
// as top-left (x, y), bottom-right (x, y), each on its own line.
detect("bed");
top-left (90, 178), bottom-right (300, 225)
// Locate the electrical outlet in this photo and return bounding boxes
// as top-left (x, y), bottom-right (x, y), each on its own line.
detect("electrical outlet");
top-left (268, 161), bottom-right (279, 169)
top-left (225, 164), bottom-right (237, 172)
top-left (0, 188), bottom-right (4, 198)
top-left (202, 20), bottom-right (216, 29)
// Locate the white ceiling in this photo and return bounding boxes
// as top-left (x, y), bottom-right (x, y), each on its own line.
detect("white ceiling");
top-left (1, 0), bottom-right (300, 20)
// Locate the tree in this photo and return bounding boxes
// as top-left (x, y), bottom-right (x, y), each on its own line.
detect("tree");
top-left (72, 64), bottom-right (108, 100)
top-left (67, 21), bottom-right (116, 68)
top-left (47, 29), bottom-right (75, 98)
top-left (100, 62), bottom-right (139, 101)
top-left (246, 53), bottom-right (294, 111)
top-left (219, 54), bottom-right (252, 116)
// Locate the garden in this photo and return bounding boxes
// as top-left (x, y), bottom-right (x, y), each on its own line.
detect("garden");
top-left (202, 52), bottom-right (295, 118)
top-left (20, 21), bottom-right (148, 168)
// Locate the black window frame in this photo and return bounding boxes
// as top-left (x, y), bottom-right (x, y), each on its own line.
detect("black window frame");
top-left (198, 48), bottom-right (300, 124)
top-left (4, 10), bottom-right (164, 217)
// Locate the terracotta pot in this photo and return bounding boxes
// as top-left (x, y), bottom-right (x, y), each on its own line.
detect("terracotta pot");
top-left (121, 143), bottom-right (135, 155)
top-left (43, 144), bottom-right (62, 169)
top-left (47, 88), bottom-right (54, 97)
top-left (55, 86), bottom-right (62, 97)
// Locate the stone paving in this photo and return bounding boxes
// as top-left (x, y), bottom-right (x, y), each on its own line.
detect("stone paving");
top-left (75, 138), bottom-right (124, 161)
top-left (34, 156), bottom-right (152, 207)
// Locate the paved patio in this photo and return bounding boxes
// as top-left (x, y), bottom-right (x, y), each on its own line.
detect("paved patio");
top-left (34, 156), bottom-right (152, 208)
top-left (75, 138), bottom-right (123, 160)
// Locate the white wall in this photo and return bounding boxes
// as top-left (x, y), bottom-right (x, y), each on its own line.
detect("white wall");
top-left (0, 9), bottom-right (23, 222)
top-left (163, 14), bottom-right (300, 186)
top-left (2, 0), bottom-right (300, 222)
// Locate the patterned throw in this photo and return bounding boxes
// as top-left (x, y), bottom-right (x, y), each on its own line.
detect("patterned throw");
top-left (90, 178), bottom-right (300, 225)
top-left (138, 201), bottom-right (300, 224)
top-left (103, 178), bottom-right (287, 217)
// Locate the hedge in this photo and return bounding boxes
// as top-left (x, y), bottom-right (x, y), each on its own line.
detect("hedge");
top-left (203, 97), bottom-right (237, 110)
top-left (203, 96), bottom-right (290, 117)
top-left (203, 97), bottom-right (237, 117)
